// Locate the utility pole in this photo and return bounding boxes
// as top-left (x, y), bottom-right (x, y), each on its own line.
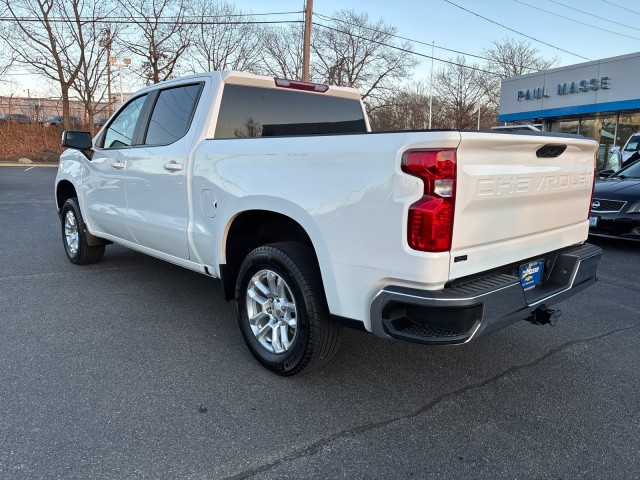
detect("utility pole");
top-left (428, 41), bottom-right (434, 129)
top-left (302, 0), bottom-right (313, 82)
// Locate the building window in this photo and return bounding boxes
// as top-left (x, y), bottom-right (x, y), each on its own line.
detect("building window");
top-left (617, 111), bottom-right (640, 149)
top-left (549, 119), bottom-right (579, 135)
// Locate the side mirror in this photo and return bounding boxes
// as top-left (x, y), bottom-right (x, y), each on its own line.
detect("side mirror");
top-left (62, 131), bottom-right (92, 150)
top-left (598, 169), bottom-right (615, 179)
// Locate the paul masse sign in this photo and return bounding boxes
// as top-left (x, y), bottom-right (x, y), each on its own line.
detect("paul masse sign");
top-left (517, 77), bottom-right (610, 102)
top-left (498, 52), bottom-right (640, 122)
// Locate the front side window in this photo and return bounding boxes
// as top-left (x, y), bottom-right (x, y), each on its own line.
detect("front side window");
top-left (214, 84), bottom-right (367, 139)
top-left (144, 84), bottom-right (202, 146)
top-left (102, 95), bottom-right (147, 148)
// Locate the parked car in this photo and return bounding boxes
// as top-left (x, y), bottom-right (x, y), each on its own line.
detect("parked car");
top-left (621, 132), bottom-right (640, 164)
top-left (0, 113), bottom-right (33, 124)
top-left (93, 117), bottom-right (109, 128)
top-left (43, 115), bottom-right (81, 127)
top-left (604, 147), bottom-right (623, 173)
top-left (491, 124), bottom-right (541, 132)
top-left (589, 159), bottom-right (640, 240)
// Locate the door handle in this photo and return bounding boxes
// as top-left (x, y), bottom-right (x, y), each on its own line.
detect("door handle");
top-left (111, 161), bottom-right (125, 170)
top-left (164, 162), bottom-right (183, 172)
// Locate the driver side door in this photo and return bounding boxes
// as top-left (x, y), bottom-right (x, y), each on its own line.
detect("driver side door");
top-left (82, 94), bottom-right (149, 242)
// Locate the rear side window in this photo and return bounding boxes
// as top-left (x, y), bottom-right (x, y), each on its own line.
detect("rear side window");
top-left (214, 84), bottom-right (366, 139)
top-left (145, 83), bottom-right (202, 146)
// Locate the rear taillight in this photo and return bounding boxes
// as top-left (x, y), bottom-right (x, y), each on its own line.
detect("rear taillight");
top-left (274, 78), bottom-right (329, 92)
top-left (401, 149), bottom-right (457, 252)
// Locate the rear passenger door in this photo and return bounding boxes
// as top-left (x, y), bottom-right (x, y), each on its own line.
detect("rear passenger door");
top-left (125, 82), bottom-right (204, 260)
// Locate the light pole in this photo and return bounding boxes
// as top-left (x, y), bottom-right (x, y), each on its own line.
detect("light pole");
top-left (109, 57), bottom-right (131, 106)
top-left (99, 29), bottom-right (112, 116)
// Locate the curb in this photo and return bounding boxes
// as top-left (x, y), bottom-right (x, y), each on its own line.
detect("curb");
top-left (0, 163), bottom-right (59, 167)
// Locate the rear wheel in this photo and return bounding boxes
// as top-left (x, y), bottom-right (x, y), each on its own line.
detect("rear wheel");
top-left (61, 197), bottom-right (105, 265)
top-left (236, 242), bottom-right (341, 376)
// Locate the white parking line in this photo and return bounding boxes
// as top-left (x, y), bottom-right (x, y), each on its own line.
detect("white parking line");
top-left (24, 166), bottom-right (35, 171)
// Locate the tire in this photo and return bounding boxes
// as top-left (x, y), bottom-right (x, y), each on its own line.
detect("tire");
top-left (235, 242), bottom-right (341, 376)
top-left (60, 197), bottom-right (105, 265)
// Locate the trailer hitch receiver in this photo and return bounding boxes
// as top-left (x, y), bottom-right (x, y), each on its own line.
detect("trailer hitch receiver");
top-left (526, 304), bottom-right (562, 326)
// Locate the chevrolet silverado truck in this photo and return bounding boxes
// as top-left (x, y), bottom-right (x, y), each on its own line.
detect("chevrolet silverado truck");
top-left (55, 71), bottom-right (602, 375)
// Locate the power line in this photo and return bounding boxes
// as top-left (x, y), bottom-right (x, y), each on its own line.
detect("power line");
top-left (514, 0), bottom-right (640, 41)
top-left (184, 11), bottom-right (303, 18)
top-left (314, 11), bottom-right (541, 73)
top-left (313, 22), bottom-right (502, 77)
top-left (601, 0), bottom-right (640, 16)
top-left (0, 10), bottom-right (540, 76)
top-left (442, 0), bottom-right (591, 61)
top-left (0, 16), bottom-right (303, 25)
top-left (0, 10), bottom-right (303, 22)
top-left (549, 0), bottom-right (640, 31)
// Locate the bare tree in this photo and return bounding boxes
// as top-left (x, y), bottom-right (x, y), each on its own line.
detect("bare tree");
top-left (0, 49), bottom-right (10, 82)
top-left (185, 0), bottom-right (262, 74)
top-left (233, 118), bottom-right (262, 138)
top-left (0, 3), bottom-right (13, 83)
top-left (1, 80), bottom-right (20, 117)
top-left (435, 56), bottom-right (485, 129)
top-left (116, 0), bottom-right (190, 84)
top-left (311, 10), bottom-right (417, 105)
top-left (368, 81), bottom-right (449, 131)
top-left (262, 24), bottom-right (305, 80)
top-left (481, 37), bottom-right (559, 109)
top-left (0, 0), bottom-right (83, 129)
top-left (63, 1), bottom-right (118, 126)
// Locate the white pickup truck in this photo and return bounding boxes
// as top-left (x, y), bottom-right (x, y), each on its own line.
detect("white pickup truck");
top-left (55, 71), bottom-right (602, 375)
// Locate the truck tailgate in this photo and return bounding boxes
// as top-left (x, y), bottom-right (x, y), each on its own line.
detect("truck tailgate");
top-left (450, 131), bottom-right (597, 280)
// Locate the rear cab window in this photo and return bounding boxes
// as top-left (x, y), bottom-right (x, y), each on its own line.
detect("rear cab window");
top-left (214, 84), bottom-right (367, 139)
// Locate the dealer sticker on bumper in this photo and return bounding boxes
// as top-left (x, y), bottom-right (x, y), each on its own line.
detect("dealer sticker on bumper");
top-left (519, 260), bottom-right (544, 291)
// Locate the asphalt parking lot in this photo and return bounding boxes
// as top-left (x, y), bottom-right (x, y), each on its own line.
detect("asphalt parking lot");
top-left (1, 165), bottom-right (639, 479)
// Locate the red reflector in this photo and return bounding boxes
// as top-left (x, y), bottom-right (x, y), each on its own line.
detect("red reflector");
top-left (587, 151), bottom-right (596, 220)
top-left (402, 149), bottom-right (457, 252)
top-left (274, 78), bottom-right (329, 93)
top-left (588, 167), bottom-right (596, 220)
top-left (408, 197), bottom-right (455, 252)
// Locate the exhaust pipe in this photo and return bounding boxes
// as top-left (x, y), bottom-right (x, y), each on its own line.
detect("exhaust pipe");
top-left (526, 304), bottom-right (562, 326)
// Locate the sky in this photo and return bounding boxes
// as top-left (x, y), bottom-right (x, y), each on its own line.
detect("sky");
top-left (3, 0), bottom-right (640, 97)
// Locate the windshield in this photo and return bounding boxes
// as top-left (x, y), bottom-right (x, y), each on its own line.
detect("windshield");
top-left (623, 134), bottom-right (640, 151)
top-left (614, 160), bottom-right (640, 178)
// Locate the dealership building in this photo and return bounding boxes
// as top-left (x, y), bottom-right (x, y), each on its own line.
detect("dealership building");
top-left (499, 51), bottom-right (640, 169)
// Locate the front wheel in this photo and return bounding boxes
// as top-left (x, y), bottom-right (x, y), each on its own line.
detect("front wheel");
top-left (235, 242), bottom-right (341, 376)
top-left (60, 197), bottom-right (105, 265)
